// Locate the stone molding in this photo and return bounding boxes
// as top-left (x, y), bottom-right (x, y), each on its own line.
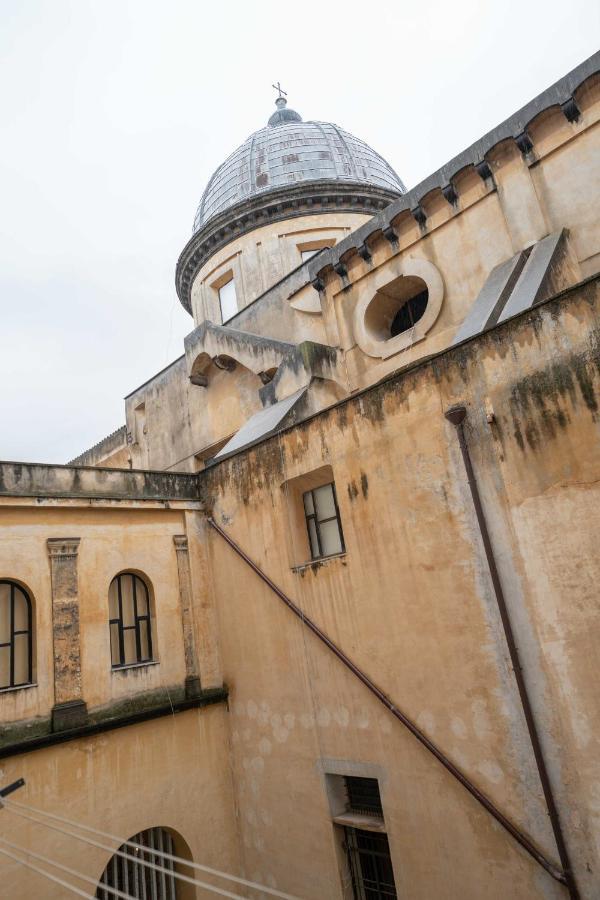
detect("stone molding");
top-left (47, 537), bottom-right (80, 559)
top-left (310, 52), bottom-right (600, 285)
top-left (353, 257), bottom-right (444, 359)
top-left (0, 463), bottom-right (199, 501)
top-left (173, 534), bottom-right (189, 552)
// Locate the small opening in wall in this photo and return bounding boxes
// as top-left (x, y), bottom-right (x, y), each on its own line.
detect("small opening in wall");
top-left (344, 776), bottom-right (384, 818)
top-left (365, 275), bottom-right (429, 342)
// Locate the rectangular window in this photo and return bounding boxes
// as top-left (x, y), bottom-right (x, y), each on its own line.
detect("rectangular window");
top-left (345, 777), bottom-right (383, 818)
top-left (218, 278), bottom-right (238, 323)
top-left (301, 248), bottom-right (320, 263)
top-left (303, 482), bottom-right (345, 560)
top-left (345, 828), bottom-right (397, 899)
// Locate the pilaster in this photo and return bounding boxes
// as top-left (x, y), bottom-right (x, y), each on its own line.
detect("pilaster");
top-left (173, 534), bottom-right (202, 698)
top-left (47, 538), bottom-right (88, 731)
top-left (490, 142), bottom-right (549, 252)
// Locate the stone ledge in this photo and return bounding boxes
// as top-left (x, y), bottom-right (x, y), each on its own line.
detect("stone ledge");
top-left (0, 686), bottom-right (228, 759)
top-left (312, 51), bottom-right (600, 281)
top-left (0, 461), bottom-right (200, 501)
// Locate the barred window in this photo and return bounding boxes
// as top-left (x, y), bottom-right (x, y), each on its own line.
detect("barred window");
top-left (0, 581), bottom-right (33, 690)
top-left (109, 573), bottom-right (153, 668)
top-left (303, 482), bottom-right (345, 560)
top-left (96, 827), bottom-right (181, 900)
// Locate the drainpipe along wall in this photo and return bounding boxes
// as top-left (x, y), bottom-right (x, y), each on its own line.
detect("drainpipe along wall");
top-left (444, 405), bottom-right (579, 900)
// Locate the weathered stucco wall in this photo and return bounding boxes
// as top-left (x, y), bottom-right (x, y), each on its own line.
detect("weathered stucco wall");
top-left (312, 76), bottom-right (599, 392)
top-left (124, 354), bottom-right (267, 471)
top-left (190, 211), bottom-right (370, 326)
top-left (201, 278), bottom-right (600, 898)
top-left (81, 64), bottom-right (600, 476)
top-left (0, 706), bottom-right (240, 900)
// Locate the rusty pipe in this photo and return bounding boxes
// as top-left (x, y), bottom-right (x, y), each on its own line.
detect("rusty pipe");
top-left (445, 405), bottom-right (578, 899)
top-left (208, 516), bottom-right (567, 886)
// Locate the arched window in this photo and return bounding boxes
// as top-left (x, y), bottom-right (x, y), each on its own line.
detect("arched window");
top-left (0, 581), bottom-right (33, 690)
top-left (96, 827), bottom-right (188, 900)
top-left (108, 573), bottom-right (153, 668)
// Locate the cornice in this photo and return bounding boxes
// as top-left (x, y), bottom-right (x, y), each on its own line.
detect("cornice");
top-left (310, 51), bottom-right (600, 287)
top-left (173, 534), bottom-right (189, 552)
top-left (175, 181), bottom-right (402, 314)
top-left (47, 537), bottom-right (80, 559)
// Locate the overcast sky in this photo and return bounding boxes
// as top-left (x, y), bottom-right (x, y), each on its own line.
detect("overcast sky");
top-left (1, 1), bottom-right (598, 463)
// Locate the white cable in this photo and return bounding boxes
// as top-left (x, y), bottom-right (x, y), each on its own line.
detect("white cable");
top-left (0, 843), bottom-right (95, 899)
top-left (3, 803), bottom-right (256, 899)
top-left (4, 800), bottom-right (299, 900)
top-left (4, 798), bottom-right (299, 899)
top-left (0, 835), bottom-right (136, 900)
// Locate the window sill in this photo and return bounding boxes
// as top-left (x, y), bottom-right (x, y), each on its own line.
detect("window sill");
top-left (0, 682), bottom-right (37, 696)
top-left (292, 552), bottom-right (347, 573)
top-left (332, 812), bottom-right (386, 833)
top-left (111, 661), bottom-right (159, 674)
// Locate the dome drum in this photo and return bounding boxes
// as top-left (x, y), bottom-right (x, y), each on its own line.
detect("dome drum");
top-left (176, 179), bottom-right (399, 313)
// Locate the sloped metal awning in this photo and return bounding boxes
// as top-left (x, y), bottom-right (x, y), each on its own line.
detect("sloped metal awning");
top-left (213, 388), bottom-right (307, 462)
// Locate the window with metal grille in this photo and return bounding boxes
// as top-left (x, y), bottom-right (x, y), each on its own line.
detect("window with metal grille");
top-left (345, 827), bottom-right (398, 900)
top-left (303, 482), bottom-right (345, 560)
top-left (108, 573), bottom-right (153, 668)
top-left (390, 287), bottom-right (428, 336)
top-left (95, 827), bottom-right (179, 900)
top-left (344, 776), bottom-right (384, 817)
top-left (0, 581), bottom-right (33, 690)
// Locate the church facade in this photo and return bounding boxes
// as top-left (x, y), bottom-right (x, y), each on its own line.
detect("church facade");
top-left (1, 52), bottom-right (599, 900)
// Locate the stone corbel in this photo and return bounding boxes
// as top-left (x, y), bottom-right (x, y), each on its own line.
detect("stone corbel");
top-left (442, 184), bottom-right (459, 207)
top-left (357, 243), bottom-right (372, 262)
top-left (561, 97), bottom-right (580, 123)
top-left (47, 538), bottom-right (88, 731)
top-left (411, 205), bottom-right (427, 229)
top-left (515, 131), bottom-right (534, 156)
top-left (475, 160), bottom-right (493, 182)
top-left (382, 225), bottom-right (398, 246)
top-left (333, 261), bottom-right (348, 285)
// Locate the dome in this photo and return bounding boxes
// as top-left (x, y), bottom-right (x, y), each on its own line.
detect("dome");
top-left (193, 97), bottom-right (405, 232)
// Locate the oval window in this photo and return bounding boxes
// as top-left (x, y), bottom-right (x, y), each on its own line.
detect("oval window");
top-left (364, 275), bottom-right (429, 343)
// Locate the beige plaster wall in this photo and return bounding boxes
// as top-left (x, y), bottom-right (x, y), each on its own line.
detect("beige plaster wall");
top-left (0, 705), bottom-right (239, 900)
top-left (0, 500), bottom-right (213, 728)
top-left (125, 356), bottom-right (265, 472)
top-left (201, 280), bottom-right (600, 898)
top-left (190, 212), bottom-right (371, 327)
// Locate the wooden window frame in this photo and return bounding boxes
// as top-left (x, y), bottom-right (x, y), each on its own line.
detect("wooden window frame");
top-left (0, 580), bottom-right (33, 690)
top-left (109, 573), bottom-right (153, 669)
top-left (303, 481), bottom-right (345, 561)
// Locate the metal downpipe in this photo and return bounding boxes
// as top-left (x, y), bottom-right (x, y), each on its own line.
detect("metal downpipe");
top-left (445, 405), bottom-right (578, 899)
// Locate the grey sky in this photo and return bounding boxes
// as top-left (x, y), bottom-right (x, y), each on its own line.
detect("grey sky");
top-left (1, 0), bottom-right (598, 463)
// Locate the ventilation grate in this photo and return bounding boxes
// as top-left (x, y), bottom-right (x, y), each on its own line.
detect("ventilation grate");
top-left (344, 776), bottom-right (383, 817)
